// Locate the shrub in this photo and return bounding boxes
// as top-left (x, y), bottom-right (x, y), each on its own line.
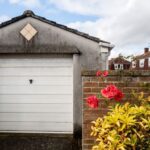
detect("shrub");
top-left (91, 102), bottom-right (150, 150)
top-left (86, 71), bottom-right (150, 150)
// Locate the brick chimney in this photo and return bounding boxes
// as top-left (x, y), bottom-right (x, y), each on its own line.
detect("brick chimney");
top-left (144, 48), bottom-right (149, 54)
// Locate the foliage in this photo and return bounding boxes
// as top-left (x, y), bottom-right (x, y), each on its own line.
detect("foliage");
top-left (90, 95), bottom-right (150, 150)
top-left (86, 70), bottom-right (150, 150)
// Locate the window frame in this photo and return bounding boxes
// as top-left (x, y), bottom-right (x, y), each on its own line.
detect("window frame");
top-left (132, 61), bottom-right (136, 68)
top-left (139, 59), bottom-right (145, 68)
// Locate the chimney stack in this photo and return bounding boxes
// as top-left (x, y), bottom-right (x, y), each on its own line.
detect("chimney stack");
top-left (144, 48), bottom-right (149, 54)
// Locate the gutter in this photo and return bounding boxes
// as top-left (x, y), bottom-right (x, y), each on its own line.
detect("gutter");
top-left (99, 42), bottom-right (115, 52)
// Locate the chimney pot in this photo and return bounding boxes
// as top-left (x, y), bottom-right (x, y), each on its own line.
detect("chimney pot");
top-left (144, 48), bottom-right (149, 54)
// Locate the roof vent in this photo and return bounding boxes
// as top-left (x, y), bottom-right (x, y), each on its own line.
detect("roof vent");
top-left (23, 10), bottom-right (35, 16)
top-left (20, 23), bottom-right (37, 41)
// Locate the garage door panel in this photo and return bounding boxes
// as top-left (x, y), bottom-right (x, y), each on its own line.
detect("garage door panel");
top-left (0, 122), bottom-right (73, 133)
top-left (0, 104), bottom-right (72, 113)
top-left (0, 67), bottom-right (72, 76)
top-left (0, 58), bottom-right (72, 67)
top-left (0, 94), bottom-right (72, 104)
top-left (0, 85), bottom-right (73, 94)
top-left (0, 76), bottom-right (73, 85)
top-left (0, 113), bottom-right (72, 122)
top-left (0, 63), bottom-right (72, 67)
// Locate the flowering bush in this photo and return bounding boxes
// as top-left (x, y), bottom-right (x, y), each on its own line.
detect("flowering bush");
top-left (87, 96), bottom-right (99, 108)
top-left (101, 84), bottom-right (123, 101)
top-left (91, 102), bottom-right (150, 150)
top-left (87, 71), bottom-right (124, 109)
top-left (86, 70), bottom-right (150, 150)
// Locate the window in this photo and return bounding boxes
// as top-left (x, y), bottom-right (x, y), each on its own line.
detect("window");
top-left (114, 64), bottom-right (124, 70)
top-left (120, 64), bottom-right (124, 70)
top-left (149, 58), bottom-right (150, 67)
top-left (132, 61), bottom-right (136, 68)
top-left (114, 64), bottom-right (118, 70)
top-left (139, 59), bottom-right (145, 68)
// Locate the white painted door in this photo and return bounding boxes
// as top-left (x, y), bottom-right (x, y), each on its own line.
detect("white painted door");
top-left (0, 56), bottom-right (73, 133)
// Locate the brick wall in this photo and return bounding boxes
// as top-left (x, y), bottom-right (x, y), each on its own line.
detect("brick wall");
top-left (133, 59), bottom-right (150, 70)
top-left (82, 70), bottom-right (150, 150)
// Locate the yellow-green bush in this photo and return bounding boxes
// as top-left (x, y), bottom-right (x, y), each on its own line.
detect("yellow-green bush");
top-left (91, 97), bottom-right (150, 150)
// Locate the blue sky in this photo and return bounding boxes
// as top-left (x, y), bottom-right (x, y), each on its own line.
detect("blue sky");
top-left (0, 0), bottom-right (98, 24)
top-left (0, 0), bottom-right (150, 58)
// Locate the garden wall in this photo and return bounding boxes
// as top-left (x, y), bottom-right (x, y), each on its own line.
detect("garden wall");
top-left (82, 70), bottom-right (150, 150)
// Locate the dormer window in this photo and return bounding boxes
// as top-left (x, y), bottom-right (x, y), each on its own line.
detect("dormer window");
top-left (132, 61), bottom-right (136, 68)
top-left (139, 59), bottom-right (144, 68)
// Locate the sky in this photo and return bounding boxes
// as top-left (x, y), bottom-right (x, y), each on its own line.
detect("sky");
top-left (0, 0), bottom-right (150, 58)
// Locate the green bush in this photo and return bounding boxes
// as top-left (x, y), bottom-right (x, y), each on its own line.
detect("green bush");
top-left (91, 101), bottom-right (150, 150)
top-left (87, 71), bottom-right (150, 150)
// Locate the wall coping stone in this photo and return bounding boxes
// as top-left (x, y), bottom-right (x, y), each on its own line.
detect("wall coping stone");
top-left (81, 70), bottom-right (150, 77)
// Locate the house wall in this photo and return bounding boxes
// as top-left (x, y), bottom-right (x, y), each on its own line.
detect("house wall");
top-left (133, 58), bottom-right (150, 70)
top-left (82, 70), bottom-right (150, 150)
top-left (109, 63), bottom-right (131, 70)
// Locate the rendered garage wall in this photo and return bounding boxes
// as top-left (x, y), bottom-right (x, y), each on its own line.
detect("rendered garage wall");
top-left (82, 70), bottom-right (150, 150)
top-left (0, 16), bottom-right (110, 70)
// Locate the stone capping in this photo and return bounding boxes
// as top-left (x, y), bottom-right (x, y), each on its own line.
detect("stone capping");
top-left (81, 70), bottom-right (150, 77)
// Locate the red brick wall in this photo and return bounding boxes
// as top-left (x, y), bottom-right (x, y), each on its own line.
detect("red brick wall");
top-left (133, 59), bottom-right (150, 70)
top-left (82, 70), bottom-right (150, 150)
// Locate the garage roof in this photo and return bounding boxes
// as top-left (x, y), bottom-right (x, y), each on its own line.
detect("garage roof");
top-left (0, 10), bottom-right (109, 44)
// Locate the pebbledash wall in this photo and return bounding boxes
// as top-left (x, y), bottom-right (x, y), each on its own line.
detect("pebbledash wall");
top-left (82, 70), bottom-right (150, 150)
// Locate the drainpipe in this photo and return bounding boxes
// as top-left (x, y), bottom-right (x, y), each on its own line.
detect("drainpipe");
top-left (99, 42), bottom-right (115, 70)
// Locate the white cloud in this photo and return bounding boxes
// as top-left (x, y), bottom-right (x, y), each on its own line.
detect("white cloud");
top-left (49, 0), bottom-right (150, 58)
top-left (0, 15), bottom-right (10, 23)
top-left (9, 0), bottom-right (41, 8)
top-left (48, 0), bottom-right (130, 17)
top-left (9, 0), bottom-right (19, 3)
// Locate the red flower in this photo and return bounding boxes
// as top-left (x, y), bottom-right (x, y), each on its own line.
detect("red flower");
top-left (114, 90), bottom-right (124, 101)
top-left (102, 70), bottom-right (108, 77)
top-left (101, 85), bottom-right (123, 101)
top-left (87, 96), bottom-right (99, 108)
top-left (96, 70), bottom-right (101, 76)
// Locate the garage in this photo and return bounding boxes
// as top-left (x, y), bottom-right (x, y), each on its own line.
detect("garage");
top-left (0, 10), bottom-right (113, 150)
top-left (0, 56), bottom-right (73, 133)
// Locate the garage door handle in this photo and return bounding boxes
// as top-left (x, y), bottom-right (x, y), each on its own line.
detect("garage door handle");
top-left (29, 79), bottom-right (33, 84)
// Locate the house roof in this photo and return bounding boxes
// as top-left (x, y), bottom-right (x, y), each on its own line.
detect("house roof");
top-left (109, 56), bottom-right (131, 65)
top-left (135, 51), bottom-right (150, 60)
top-left (0, 10), bottom-right (109, 44)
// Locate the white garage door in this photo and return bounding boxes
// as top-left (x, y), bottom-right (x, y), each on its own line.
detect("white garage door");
top-left (0, 56), bottom-right (73, 133)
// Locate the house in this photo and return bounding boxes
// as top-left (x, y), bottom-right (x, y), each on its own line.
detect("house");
top-left (0, 10), bottom-right (113, 149)
top-left (109, 55), bottom-right (131, 70)
top-left (131, 48), bottom-right (150, 70)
